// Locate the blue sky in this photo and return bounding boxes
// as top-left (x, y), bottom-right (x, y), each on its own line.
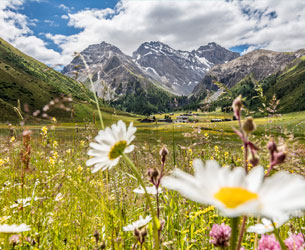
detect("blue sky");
top-left (1, 0), bottom-right (304, 66)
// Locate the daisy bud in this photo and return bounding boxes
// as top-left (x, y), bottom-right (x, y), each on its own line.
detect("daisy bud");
top-left (267, 140), bottom-right (277, 153)
top-left (243, 117), bottom-right (256, 134)
top-left (209, 223), bottom-right (231, 248)
top-left (159, 146), bottom-right (169, 157)
top-left (147, 168), bottom-right (160, 185)
top-left (284, 233), bottom-right (305, 250)
top-left (94, 230), bottom-right (100, 244)
top-left (232, 95), bottom-right (242, 120)
top-left (159, 146), bottom-right (169, 163)
top-left (258, 235), bottom-right (281, 250)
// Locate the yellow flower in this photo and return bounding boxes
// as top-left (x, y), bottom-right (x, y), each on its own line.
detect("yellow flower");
top-left (80, 140), bottom-right (85, 147)
top-left (214, 145), bottom-right (219, 152)
top-left (10, 136), bottom-right (15, 143)
top-left (41, 126), bottom-right (48, 136)
top-left (53, 152), bottom-right (58, 159)
top-left (0, 159), bottom-right (5, 166)
top-left (224, 152), bottom-right (229, 158)
top-left (77, 165), bottom-right (83, 172)
top-left (49, 157), bottom-right (55, 166)
top-left (210, 156), bottom-right (214, 160)
top-left (52, 117), bottom-right (57, 123)
top-left (53, 140), bottom-right (58, 148)
top-left (204, 132), bottom-right (209, 138)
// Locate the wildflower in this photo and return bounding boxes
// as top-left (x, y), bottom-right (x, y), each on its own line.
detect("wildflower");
top-left (258, 235), bottom-right (281, 250)
top-left (77, 165), bottom-right (83, 172)
top-left (80, 140), bottom-right (85, 146)
top-left (9, 234), bottom-right (20, 245)
top-left (232, 95), bottom-right (242, 119)
top-left (214, 145), bottom-right (219, 152)
top-left (247, 216), bottom-right (288, 234)
top-left (52, 140), bottom-right (58, 148)
top-left (49, 157), bottom-right (55, 166)
top-left (10, 136), bottom-right (16, 143)
top-left (86, 120), bottom-right (136, 173)
top-left (209, 223), bottom-right (231, 248)
top-left (123, 215), bottom-right (152, 232)
top-left (0, 224), bottom-right (31, 233)
top-left (162, 160), bottom-right (305, 218)
top-left (0, 158), bottom-right (5, 166)
top-left (284, 233), bottom-right (305, 250)
top-left (41, 126), bottom-right (48, 136)
top-left (243, 117), bottom-right (256, 134)
top-left (52, 117), bottom-right (57, 123)
top-left (133, 186), bottom-right (162, 195)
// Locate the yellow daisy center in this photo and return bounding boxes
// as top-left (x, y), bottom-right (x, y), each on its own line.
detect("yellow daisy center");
top-left (109, 140), bottom-right (127, 160)
top-left (214, 187), bottom-right (258, 209)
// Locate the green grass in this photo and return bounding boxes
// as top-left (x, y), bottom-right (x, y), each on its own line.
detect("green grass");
top-left (0, 111), bottom-right (304, 249)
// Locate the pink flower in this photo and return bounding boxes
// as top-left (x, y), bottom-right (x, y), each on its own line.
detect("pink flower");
top-left (209, 223), bottom-right (231, 247)
top-left (258, 235), bottom-right (281, 250)
top-left (285, 233), bottom-right (305, 250)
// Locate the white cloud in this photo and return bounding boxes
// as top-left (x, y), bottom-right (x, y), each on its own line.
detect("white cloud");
top-left (0, 0), bottom-right (62, 65)
top-left (1, 0), bottom-right (305, 67)
top-left (45, 0), bottom-right (305, 65)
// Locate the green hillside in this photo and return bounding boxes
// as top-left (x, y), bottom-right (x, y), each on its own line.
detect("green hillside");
top-left (212, 59), bottom-right (305, 114)
top-left (0, 38), bottom-right (132, 123)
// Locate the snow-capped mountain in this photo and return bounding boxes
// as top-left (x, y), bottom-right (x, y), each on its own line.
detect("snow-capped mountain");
top-left (62, 41), bottom-right (239, 99)
top-left (132, 41), bottom-right (239, 95)
top-left (62, 42), bottom-right (153, 100)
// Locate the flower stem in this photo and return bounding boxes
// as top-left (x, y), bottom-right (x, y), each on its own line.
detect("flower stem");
top-left (230, 217), bottom-right (239, 250)
top-left (78, 53), bottom-right (104, 129)
top-left (272, 220), bottom-right (287, 250)
top-left (236, 216), bottom-right (247, 250)
top-left (122, 153), bottom-right (160, 249)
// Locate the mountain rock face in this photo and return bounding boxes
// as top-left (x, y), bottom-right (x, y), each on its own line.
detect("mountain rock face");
top-left (192, 49), bottom-right (305, 97)
top-left (191, 42), bottom-right (240, 65)
top-left (62, 42), bottom-right (153, 100)
top-left (132, 41), bottom-right (239, 95)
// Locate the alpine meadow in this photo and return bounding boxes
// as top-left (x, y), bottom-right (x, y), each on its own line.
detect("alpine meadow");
top-left (0, 1), bottom-right (304, 250)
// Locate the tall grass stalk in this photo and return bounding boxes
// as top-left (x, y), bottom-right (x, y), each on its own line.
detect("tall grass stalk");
top-left (77, 53), bottom-right (104, 129)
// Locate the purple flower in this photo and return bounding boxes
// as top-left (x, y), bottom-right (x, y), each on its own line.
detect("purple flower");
top-left (209, 223), bottom-right (231, 248)
top-left (285, 233), bottom-right (305, 250)
top-left (258, 235), bottom-right (281, 250)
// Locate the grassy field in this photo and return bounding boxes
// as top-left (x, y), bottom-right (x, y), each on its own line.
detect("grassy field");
top-left (0, 110), bottom-right (304, 249)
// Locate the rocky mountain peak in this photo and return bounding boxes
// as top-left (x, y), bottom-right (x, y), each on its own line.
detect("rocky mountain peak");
top-left (192, 42), bottom-right (240, 65)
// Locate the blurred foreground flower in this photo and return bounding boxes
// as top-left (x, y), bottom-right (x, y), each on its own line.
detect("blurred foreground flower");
top-left (284, 233), bottom-right (305, 250)
top-left (0, 224), bottom-right (30, 233)
top-left (162, 160), bottom-right (305, 218)
top-left (247, 216), bottom-right (288, 234)
top-left (123, 215), bottom-right (152, 232)
top-left (258, 235), bottom-right (281, 250)
top-left (133, 186), bottom-right (162, 195)
top-left (86, 120), bottom-right (136, 173)
top-left (209, 223), bottom-right (231, 247)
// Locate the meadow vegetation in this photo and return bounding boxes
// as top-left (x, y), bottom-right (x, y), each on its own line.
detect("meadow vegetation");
top-left (0, 100), bottom-right (304, 249)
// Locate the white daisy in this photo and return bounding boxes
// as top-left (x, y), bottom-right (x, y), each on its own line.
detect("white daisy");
top-left (133, 186), bottom-right (162, 195)
top-left (123, 215), bottom-right (152, 232)
top-left (247, 216), bottom-right (288, 234)
top-left (162, 159), bottom-right (305, 218)
top-left (0, 224), bottom-right (31, 233)
top-left (86, 120), bottom-right (136, 173)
